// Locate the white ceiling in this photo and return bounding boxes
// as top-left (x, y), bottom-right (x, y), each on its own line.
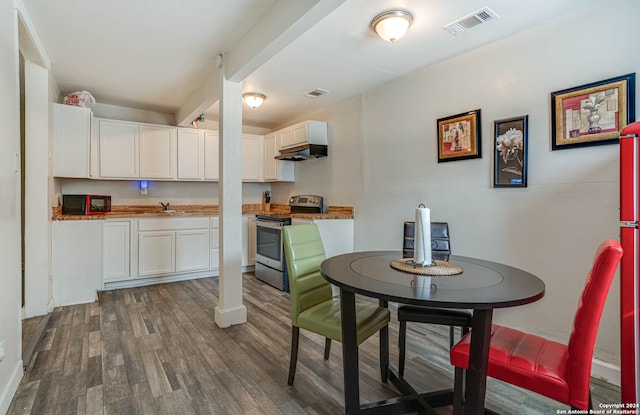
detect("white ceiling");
top-left (23, 0), bottom-right (598, 130)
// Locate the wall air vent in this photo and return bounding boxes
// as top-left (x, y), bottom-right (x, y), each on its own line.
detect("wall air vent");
top-left (305, 88), bottom-right (330, 99)
top-left (443, 7), bottom-right (499, 36)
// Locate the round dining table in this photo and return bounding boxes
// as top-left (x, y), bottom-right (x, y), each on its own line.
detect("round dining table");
top-left (320, 251), bottom-right (546, 415)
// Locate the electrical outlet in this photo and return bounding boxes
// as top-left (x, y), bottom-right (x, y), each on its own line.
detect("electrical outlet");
top-left (0, 341), bottom-right (5, 363)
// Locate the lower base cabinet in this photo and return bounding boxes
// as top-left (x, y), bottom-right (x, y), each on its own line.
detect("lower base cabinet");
top-left (138, 230), bottom-right (176, 276)
top-left (52, 221), bottom-right (102, 306)
top-left (138, 217), bottom-right (209, 277)
top-left (54, 214), bottom-right (256, 303)
top-left (176, 229), bottom-right (210, 272)
top-left (103, 220), bottom-right (132, 282)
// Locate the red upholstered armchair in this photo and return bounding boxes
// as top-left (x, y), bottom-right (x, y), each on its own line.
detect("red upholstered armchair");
top-left (450, 240), bottom-right (623, 411)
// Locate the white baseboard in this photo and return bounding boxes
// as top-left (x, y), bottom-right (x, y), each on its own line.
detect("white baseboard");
top-left (0, 360), bottom-right (24, 415)
top-left (592, 358), bottom-right (620, 387)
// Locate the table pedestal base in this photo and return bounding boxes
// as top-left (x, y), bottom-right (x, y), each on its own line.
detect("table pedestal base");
top-left (357, 366), bottom-right (453, 415)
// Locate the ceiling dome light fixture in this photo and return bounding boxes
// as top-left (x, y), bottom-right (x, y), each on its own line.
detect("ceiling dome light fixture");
top-left (242, 92), bottom-right (266, 108)
top-left (371, 9), bottom-right (413, 43)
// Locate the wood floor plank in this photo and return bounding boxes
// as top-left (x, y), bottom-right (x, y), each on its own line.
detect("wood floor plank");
top-left (7, 272), bottom-right (622, 415)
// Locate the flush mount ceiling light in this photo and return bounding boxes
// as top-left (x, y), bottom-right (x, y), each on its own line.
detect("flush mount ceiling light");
top-left (242, 92), bottom-right (266, 108)
top-left (371, 9), bottom-right (413, 43)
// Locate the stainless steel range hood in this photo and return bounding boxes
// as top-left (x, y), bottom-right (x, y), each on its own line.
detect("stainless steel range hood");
top-left (275, 143), bottom-right (328, 161)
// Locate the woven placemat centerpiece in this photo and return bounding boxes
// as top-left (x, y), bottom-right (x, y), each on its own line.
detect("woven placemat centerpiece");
top-left (390, 258), bottom-right (463, 276)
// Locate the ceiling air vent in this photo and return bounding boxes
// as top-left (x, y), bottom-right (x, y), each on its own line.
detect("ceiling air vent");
top-left (305, 88), bottom-right (330, 99)
top-left (443, 7), bottom-right (499, 36)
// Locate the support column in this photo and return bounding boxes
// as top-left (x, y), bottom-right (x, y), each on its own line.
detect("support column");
top-left (214, 56), bottom-right (247, 328)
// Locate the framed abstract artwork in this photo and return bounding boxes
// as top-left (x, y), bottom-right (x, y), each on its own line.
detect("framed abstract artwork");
top-left (437, 109), bottom-right (482, 162)
top-left (551, 73), bottom-right (635, 150)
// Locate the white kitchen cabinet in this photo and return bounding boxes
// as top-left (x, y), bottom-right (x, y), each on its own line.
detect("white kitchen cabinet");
top-left (98, 118), bottom-right (177, 179)
top-left (204, 130), bottom-right (219, 181)
top-left (242, 134), bottom-right (262, 181)
top-left (103, 220), bottom-right (132, 282)
top-left (176, 229), bottom-right (210, 272)
top-left (53, 103), bottom-right (92, 178)
top-left (139, 124), bottom-right (177, 179)
top-left (291, 120), bottom-right (328, 148)
top-left (98, 119), bottom-right (139, 178)
top-left (138, 231), bottom-right (176, 276)
top-left (52, 220), bottom-right (102, 306)
top-left (275, 120), bottom-right (327, 150)
top-left (263, 132), bottom-right (294, 182)
top-left (241, 214), bottom-right (258, 267)
top-left (210, 216), bottom-right (219, 271)
top-left (177, 128), bottom-right (204, 180)
top-left (277, 126), bottom-right (293, 150)
top-left (138, 217), bottom-right (209, 277)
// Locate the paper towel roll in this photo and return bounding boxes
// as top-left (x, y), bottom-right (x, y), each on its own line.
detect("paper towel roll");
top-left (414, 207), bottom-right (432, 266)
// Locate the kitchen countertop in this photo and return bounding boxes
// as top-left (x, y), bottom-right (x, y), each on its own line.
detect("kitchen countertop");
top-left (52, 204), bottom-right (354, 220)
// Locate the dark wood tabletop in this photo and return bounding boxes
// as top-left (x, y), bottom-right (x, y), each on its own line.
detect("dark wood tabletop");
top-left (320, 251), bottom-right (545, 309)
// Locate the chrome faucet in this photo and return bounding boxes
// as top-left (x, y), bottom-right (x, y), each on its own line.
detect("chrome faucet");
top-left (160, 202), bottom-right (170, 211)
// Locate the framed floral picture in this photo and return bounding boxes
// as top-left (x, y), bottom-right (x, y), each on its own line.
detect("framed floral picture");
top-left (494, 115), bottom-right (528, 187)
top-left (437, 109), bottom-right (481, 162)
top-left (551, 73), bottom-right (635, 150)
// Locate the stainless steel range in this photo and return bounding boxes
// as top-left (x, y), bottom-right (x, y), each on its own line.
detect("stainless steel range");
top-left (254, 195), bottom-right (323, 291)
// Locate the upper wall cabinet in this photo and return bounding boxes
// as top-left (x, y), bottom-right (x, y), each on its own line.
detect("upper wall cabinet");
top-left (242, 134), bottom-right (263, 182)
top-left (98, 119), bottom-right (139, 178)
top-left (53, 103), bottom-right (92, 178)
top-left (97, 118), bottom-right (176, 179)
top-left (264, 132), bottom-right (294, 182)
top-left (204, 131), bottom-right (219, 181)
top-left (139, 125), bottom-right (176, 179)
top-left (277, 126), bottom-right (294, 149)
top-left (177, 128), bottom-right (221, 181)
top-left (58, 115), bottom-right (296, 183)
top-left (277, 120), bottom-right (327, 150)
top-left (177, 128), bottom-right (204, 180)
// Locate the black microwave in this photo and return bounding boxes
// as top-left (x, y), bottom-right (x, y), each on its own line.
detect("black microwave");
top-left (62, 194), bottom-right (111, 215)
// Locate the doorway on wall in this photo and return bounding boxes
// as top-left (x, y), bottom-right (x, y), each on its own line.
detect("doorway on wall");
top-left (20, 53), bottom-right (25, 309)
top-left (18, 10), bottom-right (53, 370)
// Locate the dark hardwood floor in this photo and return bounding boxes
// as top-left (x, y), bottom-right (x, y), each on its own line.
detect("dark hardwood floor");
top-left (9, 273), bottom-right (620, 414)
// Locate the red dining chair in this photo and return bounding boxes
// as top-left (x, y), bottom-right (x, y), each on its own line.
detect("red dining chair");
top-left (449, 239), bottom-right (623, 412)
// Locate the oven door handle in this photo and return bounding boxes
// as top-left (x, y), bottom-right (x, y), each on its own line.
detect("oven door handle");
top-left (255, 220), bottom-right (286, 230)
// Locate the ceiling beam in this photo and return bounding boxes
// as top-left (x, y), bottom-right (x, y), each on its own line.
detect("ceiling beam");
top-left (224, 0), bottom-right (346, 82)
top-left (175, 0), bottom-right (345, 127)
top-left (175, 67), bottom-right (220, 127)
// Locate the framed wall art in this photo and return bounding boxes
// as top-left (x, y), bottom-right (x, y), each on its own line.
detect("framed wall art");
top-left (551, 73), bottom-right (635, 150)
top-left (437, 109), bottom-right (481, 162)
top-left (494, 115), bottom-right (528, 188)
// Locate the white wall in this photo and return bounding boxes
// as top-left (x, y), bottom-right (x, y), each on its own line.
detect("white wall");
top-left (273, 0), bottom-right (639, 375)
top-left (0, 2), bottom-right (24, 413)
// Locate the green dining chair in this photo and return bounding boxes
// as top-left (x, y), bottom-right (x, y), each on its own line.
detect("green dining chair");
top-left (283, 224), bottom-right (391, 385)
